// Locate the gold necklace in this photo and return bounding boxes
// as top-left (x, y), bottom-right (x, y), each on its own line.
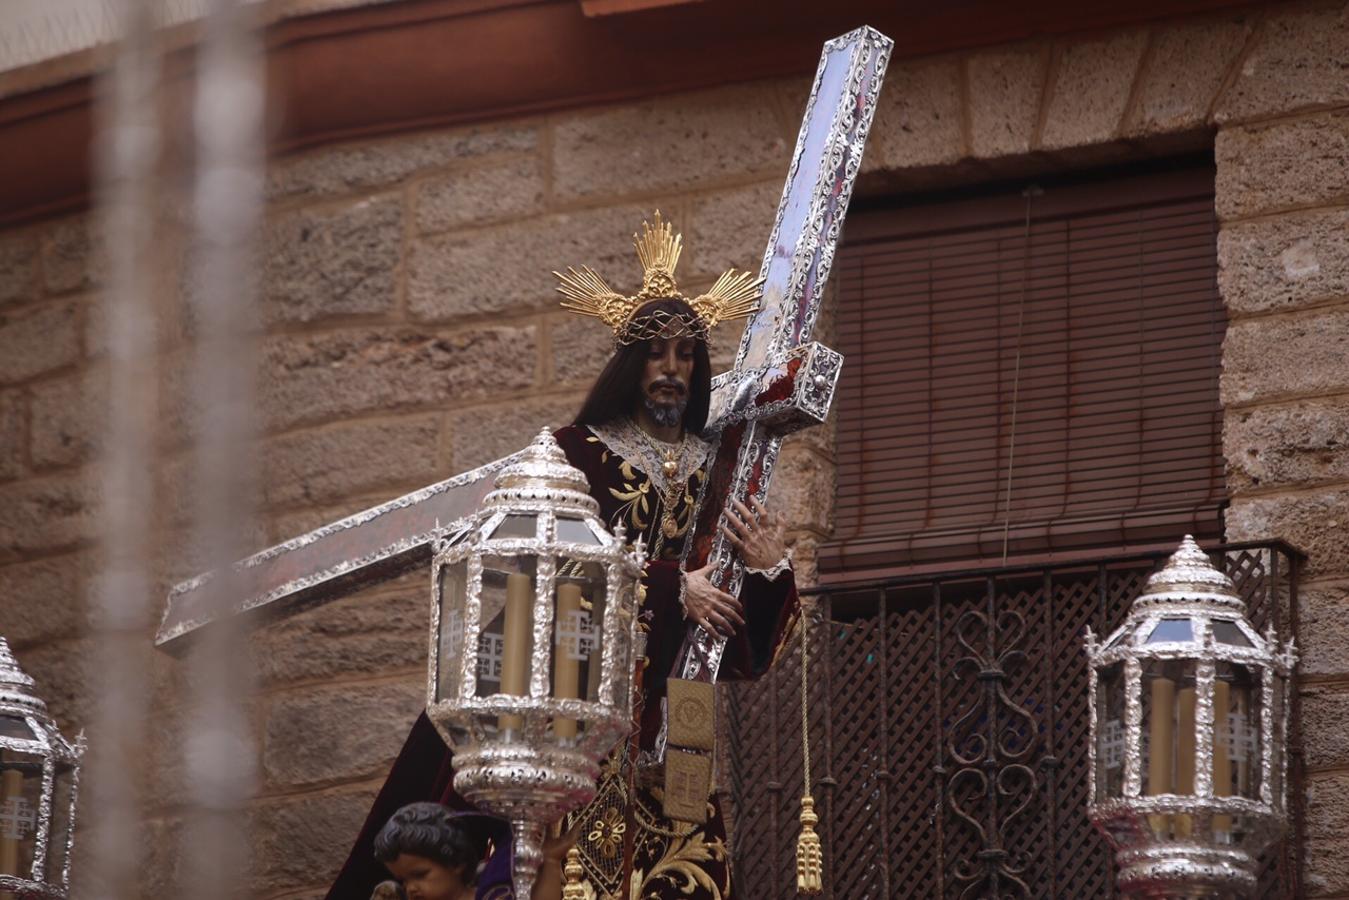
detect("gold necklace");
top-left (630, 421), bottom-right (687, 540)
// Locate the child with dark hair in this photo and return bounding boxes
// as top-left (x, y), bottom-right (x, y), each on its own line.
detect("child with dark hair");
top-left (370, 803), bottom-right (571, 900)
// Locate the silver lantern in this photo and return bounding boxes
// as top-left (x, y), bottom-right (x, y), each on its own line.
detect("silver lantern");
top-left (0, 638), bottom-right (83, 899)
top-left (426, 428), bottom-right (645, 898)
top-left (1086, 536), bottom-right (1296, 897)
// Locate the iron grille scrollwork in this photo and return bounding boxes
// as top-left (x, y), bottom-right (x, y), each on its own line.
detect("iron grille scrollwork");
top-left (947, 595), bottom-right (1038, 899)
top-left (725, 543), bottom-right (1302, 899)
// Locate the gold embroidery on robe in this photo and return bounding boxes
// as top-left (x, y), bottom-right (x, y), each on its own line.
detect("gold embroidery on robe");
top-left (589, 434), bottom-right (704, 556)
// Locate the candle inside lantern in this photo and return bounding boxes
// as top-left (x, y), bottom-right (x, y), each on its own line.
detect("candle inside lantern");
top-left (1175, 686), bottom-right (1197, 837)
top-left (1213, 679), bottom-right (1232, 834)
top-left (498, 571), bottom-right (533, 734)
top-left (553, 582), bottom-right (583, 739)
top-left (1147, 677), bottom-right (1175, 835)
top-left (0, 765), bottom-right (21, 895)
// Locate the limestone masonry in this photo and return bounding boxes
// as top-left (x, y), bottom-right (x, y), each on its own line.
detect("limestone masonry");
top-left (1, 1), bottom-right (1348, 895)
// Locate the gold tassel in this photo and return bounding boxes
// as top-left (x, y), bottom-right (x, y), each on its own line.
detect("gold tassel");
top-left (795, 602), bottom-right (824, 894)
top-left (796, 794), bottom-right (823, 894)
top-left (561, 847), bottom-right (586, 900)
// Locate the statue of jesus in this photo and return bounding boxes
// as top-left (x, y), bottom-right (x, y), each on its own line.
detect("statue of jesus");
top-left (327, 213), bottom-right (800, 900)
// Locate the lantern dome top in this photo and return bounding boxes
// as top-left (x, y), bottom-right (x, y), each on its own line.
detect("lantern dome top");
top-left (1134, 535), bottom-right (1245, 614)
top-left (484, 428), bottom-right (599, 518)
top-left (0, 636), bottom-right (45, 715)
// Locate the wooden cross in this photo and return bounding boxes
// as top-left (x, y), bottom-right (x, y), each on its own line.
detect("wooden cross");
top-left (655, 27), bottom-right (891, 779)
top-left (155, 28), bottom-right (893, 671)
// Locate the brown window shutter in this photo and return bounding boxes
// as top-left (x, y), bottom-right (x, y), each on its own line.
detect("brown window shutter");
top-left (821, 167), bottom-right (1225, 581)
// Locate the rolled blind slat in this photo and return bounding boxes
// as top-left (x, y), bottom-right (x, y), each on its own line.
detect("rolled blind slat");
top-left (821, 168), bottom-right (1224, 579)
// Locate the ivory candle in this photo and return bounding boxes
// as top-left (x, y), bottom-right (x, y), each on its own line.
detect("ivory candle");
top-left (0, 767), bottom-right (21, 892)
top-left (1213, 680), bottom-right (1232, 833)
top-left (1175, 686), bottom-right (1197, 837)
top-left (553, 583), bottom-right (583, 739)
top-left (1147, 677), bottom-right (1176, 835)
top-left (498, 572), bottom-right (533, 734)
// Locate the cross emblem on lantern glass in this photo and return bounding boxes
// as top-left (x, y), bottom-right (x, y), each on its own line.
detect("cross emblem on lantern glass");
top-left (556, 609), bottom-right (596, 663)
top-left (1102, 719), bottom-right (1126, 771)
top-left (1223, 712), bottom-right (1257, 763)
top-left (476, 634), bottom-right (506, 683)
top-left (0, 796), bottom-right (35, 841)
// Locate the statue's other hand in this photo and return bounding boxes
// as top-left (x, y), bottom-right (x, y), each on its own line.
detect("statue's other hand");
top-left (683, 563), bottom-right (746, 637)
top-left (722, 496), bottom-right (786, 571)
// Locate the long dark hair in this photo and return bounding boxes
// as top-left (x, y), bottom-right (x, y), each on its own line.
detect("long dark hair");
top-left (573, 298), bottom-right (712, 434)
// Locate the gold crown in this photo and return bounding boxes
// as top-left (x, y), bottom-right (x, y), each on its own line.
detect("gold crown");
top-left (554, 211), bottom-right (762, 346)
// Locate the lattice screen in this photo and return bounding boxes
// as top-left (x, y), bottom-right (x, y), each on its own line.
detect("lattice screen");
top-left (725, 545), bottom-right (1301, 899)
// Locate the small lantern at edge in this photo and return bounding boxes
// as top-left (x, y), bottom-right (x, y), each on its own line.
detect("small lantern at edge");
top-left (1086, 536), bottom-right (1296, 898)
top-left (0, 637), bottom-right (83, 900)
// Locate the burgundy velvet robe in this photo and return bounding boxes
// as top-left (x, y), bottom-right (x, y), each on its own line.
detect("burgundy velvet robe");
top-left (325, 424), bottom-right (797, 900)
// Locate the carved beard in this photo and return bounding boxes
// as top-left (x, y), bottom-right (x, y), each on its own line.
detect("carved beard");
top-left (644, 377), bottom-right (688, 428)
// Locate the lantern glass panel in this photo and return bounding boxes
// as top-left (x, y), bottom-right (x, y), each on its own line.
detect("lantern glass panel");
top-left (0, 751), bottom-right (43, 882)
top-left (1214, 661), bottom-right (1262, 803)
top-left (1141, 659), bottom-right (1199, 840)
top-left (1211, 619), bottom-right (1254, 647)
top-left (1141, 659), bottom-right (1196, 799)
top-left (441, 525), bottom-right (472, 549)
top-left (490, 514), bottom-right (539, 541)
top-left (1146, 617), bottom-right (1195, 644)
top-left (0, 716), bottom-right (31, 742)
top-left (557, 516), bottom-right (602, 546)
top-left (474, 555), bottom-right (538, 704)
top-left (436, 559), bottom-right (469, 703)
top-left (46, 761), bottom-right (74, 886)
top-left (550, 557), bottom-right (608, 744)
top-left (1097, 662), bottom-right (1127, 801)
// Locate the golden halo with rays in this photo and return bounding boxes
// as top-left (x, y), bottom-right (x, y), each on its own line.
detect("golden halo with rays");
top-left (554, 210), bottom-right (762, 346)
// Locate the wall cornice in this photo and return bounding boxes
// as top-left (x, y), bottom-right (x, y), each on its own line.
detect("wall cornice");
top-left (0, 0), bottom-right (1262, 226)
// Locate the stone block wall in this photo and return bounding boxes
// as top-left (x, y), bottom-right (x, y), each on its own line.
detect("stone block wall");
top-left (0, 77), bottom-right (833, 897)
top-left (1212, 4), bottom-right (1349, 893)
top-left (2, 0), bottom-right (1349, 895)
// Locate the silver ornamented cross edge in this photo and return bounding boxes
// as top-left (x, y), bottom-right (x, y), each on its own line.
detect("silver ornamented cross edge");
top-left (655, 26), bottom-right (891, 766)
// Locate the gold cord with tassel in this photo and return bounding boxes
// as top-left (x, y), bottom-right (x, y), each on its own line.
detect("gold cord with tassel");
top-left (561, 847), bottom-right (586, 900)
top-left (796, 601), bottom-right (823, 894)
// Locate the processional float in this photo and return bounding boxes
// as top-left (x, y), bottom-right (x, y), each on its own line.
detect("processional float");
top-left (156, 25), bottom-right (894, 896)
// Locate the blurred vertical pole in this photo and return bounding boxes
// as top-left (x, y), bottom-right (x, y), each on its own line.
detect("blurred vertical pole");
top-left (89, 1), bottom-right (160, 897)
top-left (182, 0), bottom-right (264, 897)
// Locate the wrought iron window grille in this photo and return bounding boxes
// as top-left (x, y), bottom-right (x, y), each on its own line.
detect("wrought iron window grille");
top-left (725, 541), bottom-right (1303, 899)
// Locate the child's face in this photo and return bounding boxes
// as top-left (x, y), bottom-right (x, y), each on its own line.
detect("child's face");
top-left (385, 852), bottom-right (468, 900)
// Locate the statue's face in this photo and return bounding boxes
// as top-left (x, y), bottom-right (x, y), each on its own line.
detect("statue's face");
top-left (384, 852), bottom-right (469, 900)
top-left (640, 336), bottom-right (696, 426)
